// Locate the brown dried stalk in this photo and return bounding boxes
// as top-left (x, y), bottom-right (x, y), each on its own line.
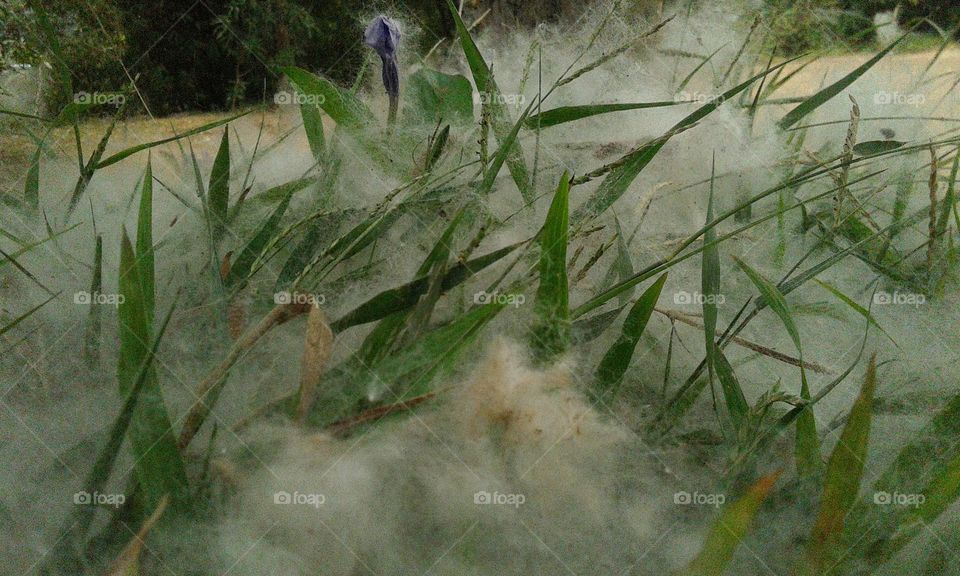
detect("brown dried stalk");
top-left (296, 304), bottom-right (334, 424)
top-left (655, 307), bottom-right (831, 374)
top-left (325, 391), bottom-right (441, 437)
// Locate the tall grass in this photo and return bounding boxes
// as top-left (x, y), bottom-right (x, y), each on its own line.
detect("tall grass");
top-left (3, 2), bottom-right (960, 575)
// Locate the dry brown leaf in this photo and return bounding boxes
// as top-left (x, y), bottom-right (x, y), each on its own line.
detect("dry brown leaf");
top-left (296, 303), bottom-right (334, 423)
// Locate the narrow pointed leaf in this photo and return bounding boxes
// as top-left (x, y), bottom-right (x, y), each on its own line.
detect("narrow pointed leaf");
top-left (445, 0), bottom-right (531, 201)
top-left (806, 355), bottom-right (877, 574)
top-left (778, 34), bottom-right (908, 129)
top-left (676, 471), bottom-right (781, 576)
top-left (208, 128), bottom-right (230, 243)
top-left (593, 273), bottom-right (667, 400)
top-left (531, 172), bottom-right (570, 359)
top-left (523, 101), bottom-right (680, 129)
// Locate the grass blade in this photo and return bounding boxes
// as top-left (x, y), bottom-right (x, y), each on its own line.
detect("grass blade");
top-left (593, 273), bottom-right (667, 401)
top-left (573, 58), bottom-right (796, 222)
top-left (118, 231), bottom-right (189, 510)
top-left (331, 241), bottom-right (522, 332)
top-left (41, 297), bottom-right (179, 574)
top-left (25, 144), bottom-right (41, 211)
top-left (806, 355), bottom-right (877, 575)
top-left (778, 34), bottom-right (908, 129)
top-left (523, 101), bottom-right (680, 129)
top-left (281, 66), bottom-right (372, 128)
top-left (226, 185), bottom-right (297, 289)
top-left (445, 0), bottom-right (531, 201)
top-left (83, 235), bottom-right (103, 367)
top-left (531, 172), bottom-right (570, 360)
top-left (733, 255), bottom-right (821, 473)
top-left (813, 279), bottom-right (895, 346)
top-left (676, 471), bottom-right (781, 576)
top-left (95, 111), bottom-right (249, 169)
top-left (208, 128), bottom-right (230, 244)
top-left (136, 158), bottom-right (155, 325)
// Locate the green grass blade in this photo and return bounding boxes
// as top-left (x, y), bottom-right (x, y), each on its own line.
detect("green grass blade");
top-left (478, 101), bottom-right (534, 197)
top-left (852, 140), bottom-right (906, 156)
top-left (0, 292), bottom-right (58, 339)
top-left (281, 66), bottom-right (372, 127)
top-left (573, 58), bottom-right (795, 222)
top-left (676, 471), bottom-right (781, 576)
top-left (848, 387), bottom-right (960, 566)
top-left (356, 208), bottom-right (466, 362)
top-left (702, 159), bottom-right (723, 422)
top-left (25, 144), bottom-right (41, 211)
top-left (714, 348), bottom-right (748, 434)
top-left (593, 273), bottom-right (667, 401)
top-left (612, 215), bottom-right (635, 306)
top-left (733, 255), bottom-right (821, 472)
top-left (813, 279), bottom-right (895, 346)
top-left (83, 235), bottom-right (103, 367)
top-left (227, 185), bottom-right (297, 289)
top-left (208, 128), bottom-right (230, 244)
top-left (778, 34), bottom-right (908, 130)
top-left (361, 302), bottom-right (505, 401)
top-left (136, 158), bottom-right (155, 325)
top-left (806, 355), bottom-right (877, 575)
top-left (732, 256), bottom-right (801, 354)
top-left (299, 96), bottom-right (326, 161)
top-left (523, 101), bottom-right (680, 129)
top-left (95, 111), bottom-right (249, 169)
top-left (531, 172), bottom-right (570, 360)
top-left (445, 0), bottom-right (531, 201)
top-left (331, 242), bottom-right (522, 333)
top-left (118, 231), bottom-right (189, 510)
top-left (676, 44), bottom-right (725, 93)
top-left (40, 297), bottom-right (179, 574)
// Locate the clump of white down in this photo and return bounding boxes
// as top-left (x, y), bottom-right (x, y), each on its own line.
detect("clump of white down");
top-left (219, 339), bottom-right (688, 575)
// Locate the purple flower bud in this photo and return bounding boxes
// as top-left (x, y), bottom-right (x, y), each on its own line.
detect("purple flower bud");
top-left (364, 15), bottom-right (401, 100)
